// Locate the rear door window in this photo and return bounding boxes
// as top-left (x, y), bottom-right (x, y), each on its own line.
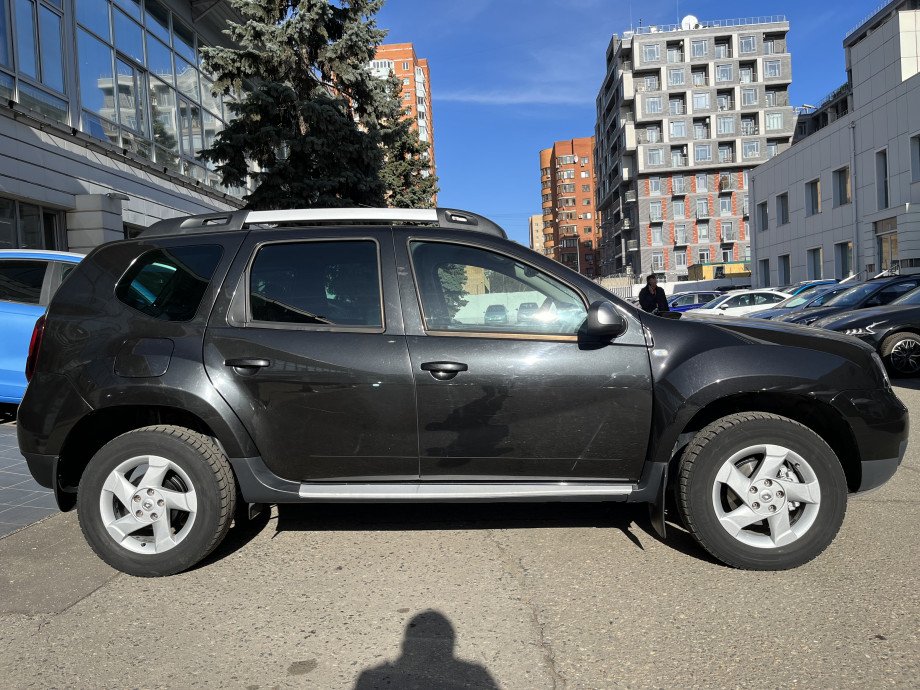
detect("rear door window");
top-left (116, 245), bottom-right (223, 321)
top-left (0, 260), bottom-right (47, 305)
top-left (248, 240), bottom-right (383, 328)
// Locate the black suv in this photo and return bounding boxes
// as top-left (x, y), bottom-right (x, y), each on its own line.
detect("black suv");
top-left (17, 208), bottom-right (908, 576)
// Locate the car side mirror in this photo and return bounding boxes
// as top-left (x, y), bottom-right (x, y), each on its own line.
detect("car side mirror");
top-left (719, 304), bottom-right (729, 310)
top-left (586, 300), bottom-right (627, 339)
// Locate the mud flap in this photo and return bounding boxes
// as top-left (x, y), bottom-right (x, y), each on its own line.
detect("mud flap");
top-left (648, 462), bottom-right (667, 539)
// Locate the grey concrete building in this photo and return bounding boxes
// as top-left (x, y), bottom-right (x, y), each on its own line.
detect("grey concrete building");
top-left (595, 15), bottom-right (797, 281)
top-left (751, 0), bottom-right (920, 286)
top-left (0, 0), bottom-right (247, 253)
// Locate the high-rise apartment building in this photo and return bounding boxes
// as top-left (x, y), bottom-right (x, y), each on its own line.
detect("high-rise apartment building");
top-left (528, 214), bottom-right (547, 255)
top-left (594, 16), bottom-right (796, 281)
top-left (370, 43), bottom-right (437, 192)
top-left (539, 137), bottom-right (600, 277)
top-left (751, 0), bottom-right (920, 286)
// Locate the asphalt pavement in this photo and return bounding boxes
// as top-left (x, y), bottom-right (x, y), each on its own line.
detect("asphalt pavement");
top-left (1, 386), bottom-right (918, 689)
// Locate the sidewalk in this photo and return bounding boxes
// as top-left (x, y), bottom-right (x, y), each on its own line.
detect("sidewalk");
top-left (0, 423), bottom-right (57, 538)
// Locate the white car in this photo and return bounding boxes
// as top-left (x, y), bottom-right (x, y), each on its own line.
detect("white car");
top-left (686, 289), bottom-right (792, 317)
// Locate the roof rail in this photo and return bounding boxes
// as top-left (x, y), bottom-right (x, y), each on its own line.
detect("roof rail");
top-left (139, 207), bottom-right (507, 239)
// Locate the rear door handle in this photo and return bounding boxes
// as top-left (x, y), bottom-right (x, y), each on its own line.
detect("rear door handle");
top-left (421, 361), bottom-right (468, 381)
top-left (224, 358), bottom-right (271, 369)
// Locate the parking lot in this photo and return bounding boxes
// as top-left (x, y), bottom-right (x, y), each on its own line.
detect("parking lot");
top-left (0, 385), bottom-right (917, 689)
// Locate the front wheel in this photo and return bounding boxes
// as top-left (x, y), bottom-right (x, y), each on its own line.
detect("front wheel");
top-left (677, 412), bottom-right (847, 570)
top-left (880, 331), bottom-right (920, 377)
top-left (77, 425), bottom-right (236, 577)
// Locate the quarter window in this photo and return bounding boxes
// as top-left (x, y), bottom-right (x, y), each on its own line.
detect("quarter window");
top-left (248, 241), bottom-right (382, 328)
top-left (410, 242), bottom-right (587, 336)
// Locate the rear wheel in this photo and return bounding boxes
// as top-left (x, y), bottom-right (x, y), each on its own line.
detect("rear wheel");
top-left (677, 412), bottom-right (847, 570)
top-left (881, 332), bottom-right (920, 377)
top-left (77, 425), bottom-right (236, 577)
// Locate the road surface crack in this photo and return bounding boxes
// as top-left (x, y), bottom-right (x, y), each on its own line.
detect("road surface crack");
top-left (486, 529), bottom-right (566, 689)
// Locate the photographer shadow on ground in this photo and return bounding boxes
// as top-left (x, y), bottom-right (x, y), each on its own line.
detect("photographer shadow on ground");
top-left (354, 609), bottom-right (498, 689)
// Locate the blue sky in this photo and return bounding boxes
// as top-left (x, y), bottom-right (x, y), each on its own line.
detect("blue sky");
top-left (376, 0), bottom-right (882, 245)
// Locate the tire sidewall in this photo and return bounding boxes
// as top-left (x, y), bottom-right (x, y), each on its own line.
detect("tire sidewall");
top-left (78, 430), bottom-right (225, 577)
top-left (684, 418), bottom-right (847, 569)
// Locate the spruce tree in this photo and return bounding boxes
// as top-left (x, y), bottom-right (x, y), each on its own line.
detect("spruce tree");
top-left (378, 74), bottom-right (439, 207)
top-left (200, 0), bottom-right (389, 209)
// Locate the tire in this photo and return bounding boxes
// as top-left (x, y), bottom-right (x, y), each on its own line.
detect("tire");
top-left (677, 412), bottom-right (847, 570)
top-left (77, 425), bottom-right (236, 577)
top-left (880, 332), bottom-right (920, 377)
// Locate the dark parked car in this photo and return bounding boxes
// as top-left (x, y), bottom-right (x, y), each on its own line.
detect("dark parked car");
top-left (18, 208), bottom-right (907, 576)
top-left (484, 304), bottom-right (508, 325)
top-left (667, 291), bottom-right (723, 313)
top-left (814, 286), bottom-right (920, 377)
top-left (749, 284), bottom-right (856, 320)
top-left (516, 302), bottom-right (539, 323)
top-left (776, 275), bottom-right (920, 325)
top-left (776, 279), bottom-right (838, 298)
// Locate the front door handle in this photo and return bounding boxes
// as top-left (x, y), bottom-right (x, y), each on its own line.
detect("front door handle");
top-left (224, 358), bottom-right (271, 369)
top-left (421, 361), bottom-right (468, 381)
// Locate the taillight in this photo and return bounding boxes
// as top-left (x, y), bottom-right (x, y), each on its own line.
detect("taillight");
top-left (25, 315), bottom-right (46, 383)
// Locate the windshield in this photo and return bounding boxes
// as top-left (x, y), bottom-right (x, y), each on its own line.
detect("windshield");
top-left (825, 282), bottom-right (878, 307)
top-left (892, 286), bottom-right (920, 305)
top-left (698, 294), bottom-right (731, 309)
top-left (777, 294), bottom-right (811, 309)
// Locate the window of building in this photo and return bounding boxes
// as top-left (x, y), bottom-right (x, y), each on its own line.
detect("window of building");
top-left (0, 196), bottom-right (64, 249)
top-left (647, 148), bottom-right (663, 165)
top-left (693, 121), bottom-right (709, 140)
top-left (767, 141), bottom-right (778, 159)
top-left (652, 251), bottom-right (664, 270)
top-left (673, 176), bottom-right (687, 194)
top-left (645, 95), bottom-right (662, 114)
top-left (691, 40), bottom-right (707, 58)
top-left (741, 87), bottom-right (757, 106)
top-left (912, 134), bottom-right (920, 183)
top-left (720, 248), bottom-right (732, 262)
top-left (718, 144), bottom-right (733, 162)
top-left (740, 35), bottom-right (756, 54)
top-left (723, 220), bottom-right (737, 241)
top-left (764, 60), bottom-right (781, 78)
top-left (778, 254), bottom-right (791, 284)
top-left (649, 200), bottom-right (663, 222)
top-left (674, 223), bottom-right (687, 243)
top-left (692, 91), bottom-right (710, 110)
top-left (698, 247), bottom-right (710, 263)
top-left (764, 40), bottom-right (776, 55)
top-left (773, 192), bottom-right (789, 225)
top-left (560, 169), bottom-right (575, 179)
top-left (719, 197), bottom-right (732, 216)
top-left (649, 176), bottom-right (661, 195)
top-left (642, 43), bottom-right (661, 63)
top-left (806, 247), bottom-right (823, 280)
top-left (667, 45), bottom-right (683, 63)
top-left (117, 245), bottom-right (223, 322)
top-left (696, 221), bottom-right (709, 241)
top-left (877, 149), bottom-right (890, 209)
top-left (668, 68), bottom-right (685, 86)
top-left (669, 97), bottom-right (685, 115)
top-left (757, 201), bottom-right (768, 231)
top-left (876, 218), bottom-right (898, 271)
top-left (696, 198), bottom-right (709, 218)
top-left (833, 167), bottom-right (851, 207)
top-left (674, 201), bottom-right (686, 220)
top-left (651, 225), bottom-right (663, 245)
top-left (742, 140), bottom-right (760, 159)
top-left (695, 144), bottom-right (712, 162)
top-left (692, 69), bottom-right (707, 85)
top-left (670, 119), bottom-right (687, 138)
top-left (716, 115), bottom-right (735, 135)
top-left (716, 64), bottom-right (732, 82)
top-left (835, 241), bottom-right (853, 278)
top-left (696, 173), bottom-right (708, 192)
top-left (759, 258), bottom-right (770, 286)
top-left (580, 170), bottom-right (589, 178)
top-left (581, 184), bottom-right (591, 193)
top-left (675, 249), bottom-right (687, 268)
top-left (582, 198), bottom-right (591, 205)
top-left (804, 179), bottom-right (821, 216)
top-left (645, 125), bottom-right (661, 143)
top-left (714, 42), bottom-right (731, 59)
top-left (765, 112), bottom-right (783, 131)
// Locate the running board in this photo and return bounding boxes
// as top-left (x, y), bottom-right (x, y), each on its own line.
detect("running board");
top-left (297, 482), bottom-right (634, 502)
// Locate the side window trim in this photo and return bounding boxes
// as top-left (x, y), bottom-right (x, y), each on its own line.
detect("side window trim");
top-left (406, 237), bottom-right (589, 340)
top-left (240, 237), bottom-right (387, 334)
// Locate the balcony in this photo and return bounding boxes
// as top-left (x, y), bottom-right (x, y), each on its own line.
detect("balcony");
top-left (718, 152), bottom-right (735, 164)
top-left (636, 82), bottom-right (661, 93)
top-left (674, 234), bottom-right (689, 246)
top-left (722, 233), bottom-right (738, 243)
top-left (670, 155), bottom-right (689, 167)
top-left (716, 102), bottom-right (735, 112)
top-left (672, 183), bottom-right (687, 196)
top-left (624, 189), bottom-right (637, 203)
top-left (669, 105), bottom-right (686, 116)
top-left (740, 125), bottom-right (759, 136)
top-left (616, 217), bottom-right (633, 231)
top-left (719, 176), bottom-right (737, 191)
top-left (696, 208), bottom-right (711, 219)
top-left (626, 239), bottom-right (639, 252)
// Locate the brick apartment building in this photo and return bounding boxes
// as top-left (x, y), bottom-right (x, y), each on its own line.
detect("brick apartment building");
top-left (539, 137), bottom-right (600, 277)
top-left (370, 43), bottom-right (437, 193)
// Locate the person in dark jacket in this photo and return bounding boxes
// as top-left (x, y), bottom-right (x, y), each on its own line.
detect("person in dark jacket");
top-left (638, 273), bottom-right (670, 313)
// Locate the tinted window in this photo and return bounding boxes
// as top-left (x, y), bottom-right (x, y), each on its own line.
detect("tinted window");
top-left (410, 241), bottom-right (586, 335)
top-left (249, 241), bottom-right (382, 327)
top-left (870, 281), bottom-right (919, 306)
top-left (827, 282), bottom-right (879, 307)
top-left (0, 260), bottom-right (47, 304)
top-left (893, 287), bottom-right (920, 305)
top-left (671, 294), bottom-right (696, 307)
top-left (753, 293), bottom-right (784, 305)
top-left (116, 245), bottom-right (222, 321)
